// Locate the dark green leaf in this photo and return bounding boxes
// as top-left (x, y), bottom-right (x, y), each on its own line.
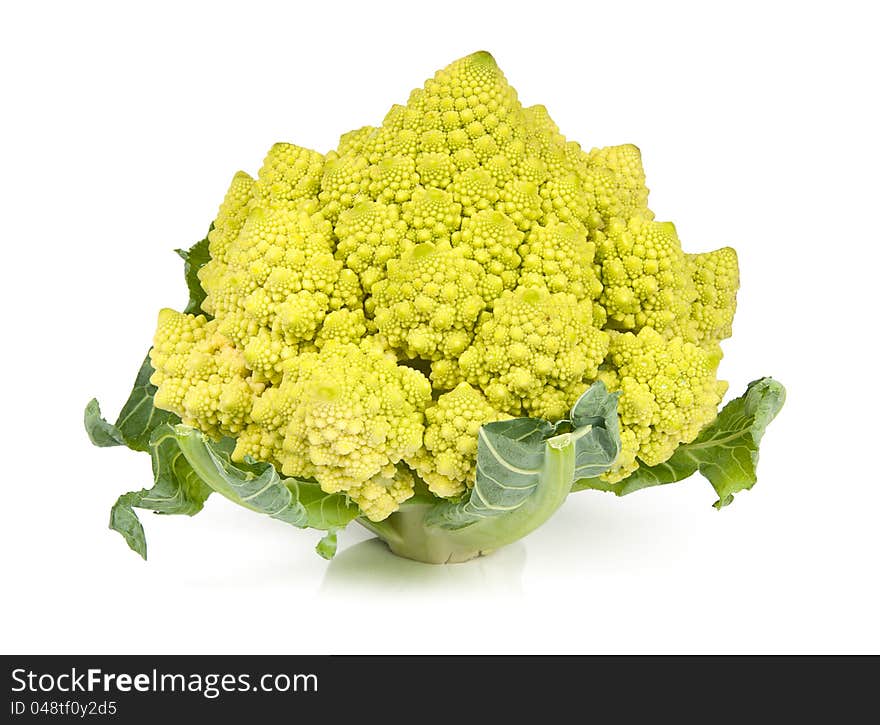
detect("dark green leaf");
top-left (175, 230), bottom-right (212, 315)
top-left (85, 354), bottom-right (177, 453)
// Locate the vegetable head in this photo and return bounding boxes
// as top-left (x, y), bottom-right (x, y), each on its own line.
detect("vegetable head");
top-left (86, 51), bottom-right (784, 564)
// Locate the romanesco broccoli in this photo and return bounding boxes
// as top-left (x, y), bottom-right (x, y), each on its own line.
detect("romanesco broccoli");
top-left (87, 51), bottom-right (784, 565)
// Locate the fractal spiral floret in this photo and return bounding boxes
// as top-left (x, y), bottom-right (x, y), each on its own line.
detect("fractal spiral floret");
top-left (88, 52), bottom-right (784, 564)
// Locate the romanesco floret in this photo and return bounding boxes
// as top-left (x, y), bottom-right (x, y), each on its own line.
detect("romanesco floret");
top-left (314, 308), bottom-right (368, 349)
top-left (457, 287), bottom-right (609, 419)
top-left (451, 210), bottom-right (523, 296)
top-left (582, 144), bottom-right (653, 226)
top-left (597, 328), bottom-right (728, 482)
top-left (146, 50), bottom-right (742, 524)
top-left (518, 221), bottom-right (603, 302)
top-left (252, 142), bottom-right (324, 207)
top-left (497, 179), bottom-right (543, 230)
top-left (235, 341), bottom-right (430, 520)
top-left (687, 247), bottom-right (739, 346)
top-left (401, 186), bottom-right (462, 243)
top-left (366, 155), bottom-right (420, 203)
top-left (347, 465), bottom-right (417, 523)
top-left (371, 241), bottom-right (486, 359)
top-left (408, 382), bottom-right (510, 498)
top-left (334, 200), bottom-right (408, 293)
top-left (595, 215), bottom-right (696, 337)
top-left (150, 309), bottom-right (257, 438)
top-left (540, 173), bottom-right (592, 226)
top-left (198, 162), bottom-right (364, 384)
top-left (449, 168), bottom-right (500, 216)
top-left (317, 152), bottom-right (370, 222)
top-left (204, 171), bottom-right (254, 268)
top-left (337, 126), bottom-right (375, 157)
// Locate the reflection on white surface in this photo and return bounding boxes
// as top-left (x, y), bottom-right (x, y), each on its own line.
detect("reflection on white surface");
top-left (321, 536), bottom-right (527, 595)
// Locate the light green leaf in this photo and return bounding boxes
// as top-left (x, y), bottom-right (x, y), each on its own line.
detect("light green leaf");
top-left (143, 425), bottom-right (214, 515)
top-left (172, 426), bottom-right (309, 526)
top-left (315, 530), bottom-right (339, 559)
top-left (426, 417), bottom-right (554, 530)
top-left (293, 479), bottom-right (361, 531)
top-left (172, 425), bottom-right (359, 556)
top-left (107, 424), bottom-right (213, 559)
top-left (570, 380), bottom-right (621, 480)
top-left (574, 377), bottom-right (786, 507)
top-left (84, 399), bottom-right (126, 447)
top-left (570, 379), bottom-right (620, 429)
top-left (109, 493), bottom-right (148, 559)
top-left (175, 230), bottom-right (212, 316)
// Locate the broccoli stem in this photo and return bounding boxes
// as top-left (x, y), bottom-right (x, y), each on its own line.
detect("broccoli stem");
top-left (357, 436), bottom-right (575, 564)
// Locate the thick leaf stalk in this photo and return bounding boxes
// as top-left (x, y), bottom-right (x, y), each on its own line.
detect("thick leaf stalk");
top-left (361, 435), bottom-right (575, 563)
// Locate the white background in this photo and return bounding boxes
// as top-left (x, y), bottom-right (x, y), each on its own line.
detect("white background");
top-left (2, 0), bottom-right (878, 654)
